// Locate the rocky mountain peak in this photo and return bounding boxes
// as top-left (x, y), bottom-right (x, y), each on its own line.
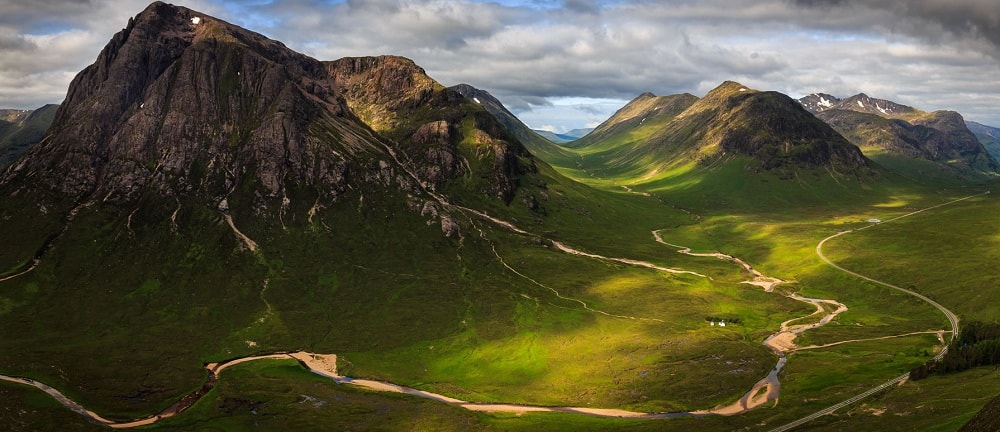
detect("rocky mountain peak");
top-left (1, 1), bottom-right (369, 211)
top-left (798, 93), bottom-right (841, 113)
top-left (806, 91), bottom-right (999, 177)
top-left (325, 56), bottom-right (444, 132)
top-left (325, 62), bottom-right (532, 203)
top-left (798, 92), bottom-right (916, 117)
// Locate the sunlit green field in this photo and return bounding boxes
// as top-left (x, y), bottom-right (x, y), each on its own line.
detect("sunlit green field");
top-left (1, 139), bottom-right (997, 431)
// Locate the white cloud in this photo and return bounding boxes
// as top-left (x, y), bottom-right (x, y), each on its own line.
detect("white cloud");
top-left (0, 0), bottom-right (998, 130)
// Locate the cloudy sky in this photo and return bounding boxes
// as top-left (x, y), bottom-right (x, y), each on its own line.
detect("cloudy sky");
top-left (1, 0), bottom-right (999, 132)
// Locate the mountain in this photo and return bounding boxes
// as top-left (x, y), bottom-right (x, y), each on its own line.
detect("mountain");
top-left (0, 1), bottom-right (559, 417)
top-left (567, 91), bottom-right (697, 150)
top-left (0, 104), bottom-right (58, 169)
top-left (967, 121), bottom-right (1000, 140)
top-left (798, 93), bottom-right (999, 180)
top-left (448, 83), bottom-right (575, 162)
top-left (568, 82), bottom-right (871, 181)
top-left (799, 92), bottom-right (917, 117)
top-left (565, 128), bottom-right (594, 139)
top-left (967, 121), bottom-right (1000, 161)
top-left (324, 57), bottom-right (537, 204)
top-left (3, 3), bottom-right (538, 217)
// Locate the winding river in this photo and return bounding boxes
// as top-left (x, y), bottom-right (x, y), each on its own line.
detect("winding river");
top-left (2, 190), bottom-right (981, 427)
top-left (0, 213), bottom-right (851, 427)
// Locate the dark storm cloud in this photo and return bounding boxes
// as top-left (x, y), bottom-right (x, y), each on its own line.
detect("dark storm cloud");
top-left (792, 0), bottom-right (1000, 54)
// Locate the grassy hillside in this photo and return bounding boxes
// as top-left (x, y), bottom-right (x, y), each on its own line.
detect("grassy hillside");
top-left (974, 132), bottom-right (1000, 161)
top-left (0, 104), bottom-right (57, 169)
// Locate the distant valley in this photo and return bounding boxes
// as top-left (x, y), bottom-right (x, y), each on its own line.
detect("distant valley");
top-left (533, 128), bottom-right (594, 143)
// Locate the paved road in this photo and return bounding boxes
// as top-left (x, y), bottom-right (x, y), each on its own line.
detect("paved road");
top-left (815, 230), bottom-right (959, 353)
top-left (767, 192), bottom-right (989, 432)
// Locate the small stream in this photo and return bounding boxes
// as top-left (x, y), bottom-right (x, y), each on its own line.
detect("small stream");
top-left (654, 231), bottom-right (848, 415)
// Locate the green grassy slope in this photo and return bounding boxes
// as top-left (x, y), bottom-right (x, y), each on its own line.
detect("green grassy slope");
top-left (974, 132), bottom-right (1000, 161)
top-left (0, 104), bottom-right (58, 169)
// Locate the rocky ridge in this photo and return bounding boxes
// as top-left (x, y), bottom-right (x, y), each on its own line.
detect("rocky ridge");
top-left (798, 92), bottom-right (999, 177)
top-left (967, 121), bottom-right (1000, 160)
top-left (799, 93), bottom-right (916, 117)
top-left (1, 2), bottom-right (533, 234)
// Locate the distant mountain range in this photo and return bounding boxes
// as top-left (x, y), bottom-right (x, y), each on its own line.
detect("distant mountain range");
top-left (532, 128), bottom-right (594, 143)
top-left (798, 93), bottom-right (999, 180)
top-left (565, 82), bottom-right (872, 181)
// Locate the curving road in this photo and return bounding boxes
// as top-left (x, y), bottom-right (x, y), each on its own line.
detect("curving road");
top-left (815, 230), bottom-right (959, 354)
top-left (768, 191), bottom-right (988, 432)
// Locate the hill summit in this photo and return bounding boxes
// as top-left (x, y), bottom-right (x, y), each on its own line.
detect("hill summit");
top-left (566, 81), bottom-right (871, 180)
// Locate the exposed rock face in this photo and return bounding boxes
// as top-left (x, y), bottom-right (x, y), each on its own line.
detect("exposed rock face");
top-left (3, 2), bottom-right (374, 210)
top-left (411, 120), bottom-right (460, 184)
top-left (1, 2), bottom-right (533, 221)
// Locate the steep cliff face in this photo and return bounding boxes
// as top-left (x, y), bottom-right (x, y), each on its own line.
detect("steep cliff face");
top-left (2, 2), bottom-right (534, 221)
top-left (3, 1), bottom-right (385, 214)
